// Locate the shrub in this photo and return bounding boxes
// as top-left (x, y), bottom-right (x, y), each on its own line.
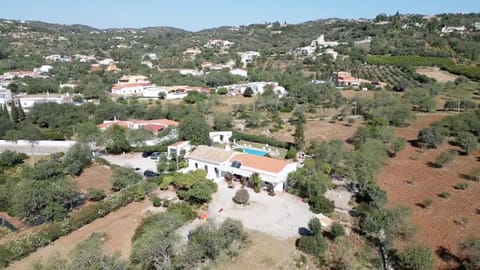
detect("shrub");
top-left (162, 198), bottom-right (170, 208)
top-left (438, 192), bottom-right (450, 199)
top-left (152, 196), bottom-right (162, 207)
top-left (433, 149), bottom-right (456, 168)
top-left (454, 181), bottom-right (469, 190)
top-left (0, 150), bottom-right (27, 169)
top-left (421, 199), bottom-right (433, 209)
top-left (85, 188), bottom-right (106, 201)
top-left (418, 127), bottom-right (443, 148)
top-left (308, 217), bottom-right (322, 235)
top-left (233, 188), bottom-right (249, 205)
top-left (167, 202), bottom-right (197, 220)
top-left (217, 87), bottom-right (228, 95)
top-left (296, 234), bottom-right (328, 256)
top-left (465, 166), bottom-right (480, 182)
top-left (110, 166), bottom-right (142, 191)
top-left (395, 245), bottom-right (435, 270)
top-left (330, 223), bottom-right (346, 239)
top-left (309, 195), bottom-right (334, 214)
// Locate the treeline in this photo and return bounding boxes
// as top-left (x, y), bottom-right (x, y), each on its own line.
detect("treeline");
top-left (367, 55), bottom-right (480, 80)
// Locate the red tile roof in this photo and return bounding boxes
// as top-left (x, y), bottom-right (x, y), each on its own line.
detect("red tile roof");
top-left (230, 154), bottom-right (289, 174)
top-left (144, 124), bottom-right (164, 132)
top-left (112, 83), bottom-right (153, 90)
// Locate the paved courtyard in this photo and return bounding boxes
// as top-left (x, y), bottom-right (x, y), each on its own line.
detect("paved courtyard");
top-left (179, 181), bottom-right (333, 240)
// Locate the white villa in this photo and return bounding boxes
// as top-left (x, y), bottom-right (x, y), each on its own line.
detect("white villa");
top-left (238, 51), bottom-right (260, 67)
top-left (97, 118), bottom-right (179, 134)
top-left (0, 88), bottom-right (12, 106)
top-left (186, 146), bottom-right (297, 192)
top-left (16, 93), bottom-right (73, 111)
top-left (209, 131), bottom-right (232, 144)
top-left (167, 141), bottom-right (192, 159)
top-left (221, 82), bottom-right (287, 96)
top-left (111, 75), bottom-right (154, 96)
top-left (294, 34), bottom-right (345, 56)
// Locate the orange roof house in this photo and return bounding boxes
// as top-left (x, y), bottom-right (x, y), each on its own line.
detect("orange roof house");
top-left (186, 146), bottom-right (297, 192)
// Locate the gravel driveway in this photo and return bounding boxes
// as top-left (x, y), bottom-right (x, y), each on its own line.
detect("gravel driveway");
top-left (101, 152), bottom-right (159, 173)
top-left (179, 181), bottom-right (333, 240)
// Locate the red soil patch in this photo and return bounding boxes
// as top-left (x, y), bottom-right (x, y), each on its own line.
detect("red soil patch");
top-left (377, 114), bottom-right (480, 269)
top-left (75, 163), bottom-right (112, 194)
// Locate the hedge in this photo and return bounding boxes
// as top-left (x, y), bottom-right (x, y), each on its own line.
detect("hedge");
top-left (0, 182), bottom-right (151, 268)
top-left (231, 130), bottom-right (293, 149)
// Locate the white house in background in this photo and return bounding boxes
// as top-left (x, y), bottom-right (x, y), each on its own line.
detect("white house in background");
top-left (97, 118), bottom-right (179, 134)
top-left (16, 93), bottom-right (73, 111)
top-left (186, 146), bottom-right (297, 192)
top-left (322, 48), bottom-right (339, 60)
top-left (39, 65), bottom-right (53, 73)
top-left (209, 131), bottom-right (232, 144)
top-left (229, 68), bottom-right (248, 77)
top-left (167, 141), bottom-right (192, 159)
top-left (144, 53), bottom-right (158, 60)
top-left (111, 75), bottom-right (154, 96)
top-left (142, 86), bottom-right (169, 99)
top-left (311, 35), bottom-right (340, 48)
top-left (204, 39), bottom-right (234, 50)
top-left (118, 75), bottom-right (149, 83)
top-left (475, 22), bottom-right (480, 31)
top-left (0, 88), bottom-right (12, 106)
top-left (98, 58), bottom-right (115, 65)
top-left (111, 83), bottom-right (154, 96)
top-left (183, 48), bottom-right (202, 59)
top-left (238, 51), bottom-right (260, 66)
top-left (441, 25), bottom-right (466, 33)
top-left (179, 69), bottom-right (203, 76)
top-left (222, 82), bottom-right (287, 96)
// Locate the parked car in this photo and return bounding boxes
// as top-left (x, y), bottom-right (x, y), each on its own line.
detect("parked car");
top-left (142, 151), bottom-right (154, 158)
top-left (144, 170), bottom-right (160, 178)
top-left (150, 152), bottom-right (161, 160)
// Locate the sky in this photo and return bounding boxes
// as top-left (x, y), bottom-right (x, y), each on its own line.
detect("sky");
top-left (0, 0), bottom-right (479, 31)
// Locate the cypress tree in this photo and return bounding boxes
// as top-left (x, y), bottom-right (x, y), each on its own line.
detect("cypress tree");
top-left (9, 101), bottom-right (19, 123)
top-left (16, 99), bottom-right (25, 121)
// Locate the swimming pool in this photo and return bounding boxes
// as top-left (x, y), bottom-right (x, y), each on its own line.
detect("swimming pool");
top-left (243, 147), bottom-right (268, 156)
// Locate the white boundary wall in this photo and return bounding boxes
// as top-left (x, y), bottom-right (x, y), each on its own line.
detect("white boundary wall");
top-left (0, 140), bottom-right (76, 155)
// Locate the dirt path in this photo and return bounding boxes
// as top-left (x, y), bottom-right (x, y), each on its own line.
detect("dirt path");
top-left (7, 200), bottom-right (153, 270)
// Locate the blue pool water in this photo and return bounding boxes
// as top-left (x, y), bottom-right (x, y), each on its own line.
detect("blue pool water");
top-left (243, 147), bottom-right (268, 156)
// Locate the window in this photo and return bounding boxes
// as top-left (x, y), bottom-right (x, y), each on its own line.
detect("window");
top-left (220, 135), bottom-right (224, 141)
top-left (195, 163), bottom-right (198, 169)
top-left (204, 165), bottom-right (208, 173)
